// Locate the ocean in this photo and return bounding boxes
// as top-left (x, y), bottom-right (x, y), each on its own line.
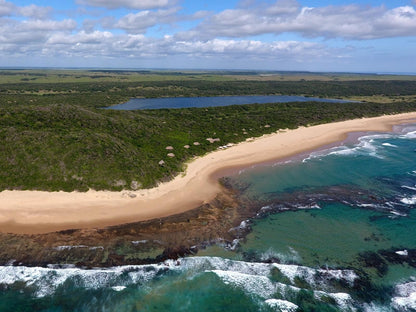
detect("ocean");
top-left (1, 123), bottom-right (416, 311)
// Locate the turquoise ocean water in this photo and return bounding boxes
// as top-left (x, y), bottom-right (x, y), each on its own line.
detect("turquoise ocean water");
top-left (1, 124), bottom-right (416, 311)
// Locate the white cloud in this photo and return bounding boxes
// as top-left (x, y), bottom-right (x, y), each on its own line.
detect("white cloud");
top-left (0, 1), bottom-right (52, 19)
top-left (169, 38), bottom-right (321, 58)
top-left (1, 0), bottom-right (415, 71)
top-left (76, 0), bottom-right (172, 10)
top-left (115, 7), bottom-right (180, 33)
top-left (18, 4), bottom-right (52, 19)
top-left (191, 1), bottom-right (416, 40)
top-left (19, 19), bottom-right (77, 32)
top-left (0, 0), bottom-right (15, 16)
top-left (0, 18), bottom-right (77, 55)
top-left (0, 18), bottom-right (332, 63)
top-left (47, 30), bottom-right (113, 45)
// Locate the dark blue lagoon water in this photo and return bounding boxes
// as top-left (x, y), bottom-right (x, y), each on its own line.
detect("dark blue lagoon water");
top-left (1, 124), bottom-right (416, 311)
top-left (107, 95), bottom-right (351, 110)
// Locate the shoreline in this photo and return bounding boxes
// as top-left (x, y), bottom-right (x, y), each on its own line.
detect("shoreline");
top-left (1, 112), bottom-right (416, 234)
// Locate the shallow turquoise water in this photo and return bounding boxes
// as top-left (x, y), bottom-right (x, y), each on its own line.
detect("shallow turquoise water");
top-left (1, 124), bottom-right (416, 311)
top-left (241, 205), bottom-right (416, 276)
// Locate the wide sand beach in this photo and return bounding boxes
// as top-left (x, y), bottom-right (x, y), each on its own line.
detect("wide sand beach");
top-left (1, 112), bottom-right (416, 234)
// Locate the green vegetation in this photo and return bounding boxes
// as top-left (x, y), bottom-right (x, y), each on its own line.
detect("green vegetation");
top-left (1, 69), bottom-right (416, 191)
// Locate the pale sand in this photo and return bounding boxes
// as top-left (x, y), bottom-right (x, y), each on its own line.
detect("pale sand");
top-left (1, 112), bottom-right (416, 234)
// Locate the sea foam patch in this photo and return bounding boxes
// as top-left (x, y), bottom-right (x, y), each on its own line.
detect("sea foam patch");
top-left (401, 195), bottom-right (416, 205)
top-left (211, 270), bottom-right (277, 299)
top-left (0, 263), bottom-right (172, 298)
top-left (402, 130), bottom-right (416, 139)
top-left (392, 281), bottom-right (416, 311)
top-left (0, 257), bottom-right (359, 299)
top-left (272, 263), bottom-right (357, 288)
top-left (264, 299), bottom-right (298, 311)
top-left (303, 134), bottom-right (386, 162)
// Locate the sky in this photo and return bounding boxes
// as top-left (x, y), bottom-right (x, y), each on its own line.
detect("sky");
top-left (1, 0), bottom-right (416, 72)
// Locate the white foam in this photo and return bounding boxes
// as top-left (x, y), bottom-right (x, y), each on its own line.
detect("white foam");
top-left (0, 256), bottom-right (358, 301)
top-left (272, 263), bottom-right (357, 287)
top-left (272, 263), bottom-right (312, 283)
top-left (0, 263), bottom-right (170, 298)
top-left (328, 147), bottom-right (357, 156)
top-left (239, 220), bottom-right (249, 229)
top-left (303, 134), bottom-right (388, 162)
top-left (264, 299), bottom-right (298, 311)
top-left (260, 205), bottom-right (272, 212)
top-left (402, 185), bottom-right (416, 191)
top-left (402, 130), bottom-right (416, 139)
top-left (392, 291), bottom-right (416, 310)
top-left (390, 210), bottom-right (408, 217)
top-left (315, 291), bottom-right (356, 311)
top-left (211, 270), bottom-right (277, 299)
top-left (382, 143), bottom-right (398, 148)
top-left (294, 203), bottom-right (321, 210)
top-left (395, 281), bottom-right (416, 297)
top-left (229, 220), bottom-right (250, 233)
top-left (111, 286), bottom-right (126, 292)
top-left (391, 281), bottom-right (416, 311)
top-left (396, 250), bottom-right (409, 256)
top-left (357, 203), bottom-right (379, 208)
top-left (210, 262), bottom-right (357, 310)
top-left (225, 239), bottom-right (240, 251)
top-left (401, 195), bottom-right (416, 205)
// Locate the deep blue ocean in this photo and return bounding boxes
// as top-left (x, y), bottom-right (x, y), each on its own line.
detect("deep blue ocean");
top-left (1, 124), bottom-right (416, 311)
top-left (107, 95), bottom-right (351, 110)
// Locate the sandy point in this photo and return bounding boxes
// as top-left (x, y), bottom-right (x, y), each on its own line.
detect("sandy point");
top-left (1, 112), bottom-right (416, 234)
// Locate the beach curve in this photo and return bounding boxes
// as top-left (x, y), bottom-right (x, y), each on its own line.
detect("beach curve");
top-left (1, 112), bottom-right (416, 234)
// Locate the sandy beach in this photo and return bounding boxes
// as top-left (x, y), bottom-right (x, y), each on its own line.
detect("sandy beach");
top-left (1, 112), bottom-right (416, 234)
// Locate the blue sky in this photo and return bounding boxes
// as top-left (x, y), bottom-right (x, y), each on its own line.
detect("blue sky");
top-left (1, 0), bottom-right (416, 72)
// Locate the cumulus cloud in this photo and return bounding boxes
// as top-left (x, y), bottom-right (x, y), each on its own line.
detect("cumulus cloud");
top-left (0, 1), bottom-right (52, 19)
top-left (168, 38), bottom-right (326, 60)
top-left (115, 7), bottom-right (180, 33)
top-left (192, 0), bottom-right (416, 40)
top-left (0, 18), bottom-right (77, 55)
top-left (19, 19), bottom-right (77, 32)
top-left (0, 0), bottom-right (15, 16)
top-left (1, 0), bottom-right (415, 70)
top-left (0, 18), bottom-right (332, 63)
top-left (76, 0), bottom-right (172, 10)
top-left (18, 4), bottom-right (52, 19)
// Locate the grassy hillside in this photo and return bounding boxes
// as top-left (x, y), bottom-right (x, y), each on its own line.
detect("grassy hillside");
top-left (1, 100), bottom-right (416, 191)
top-left (1, 69), bottom-right (416, 191)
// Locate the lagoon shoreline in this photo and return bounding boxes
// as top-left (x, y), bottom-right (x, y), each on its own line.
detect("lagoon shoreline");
top-left (1, 112), bottom-right (416, 235)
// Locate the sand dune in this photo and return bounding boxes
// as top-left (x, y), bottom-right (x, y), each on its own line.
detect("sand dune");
top-left (1, 112), bottom-right (416, 234)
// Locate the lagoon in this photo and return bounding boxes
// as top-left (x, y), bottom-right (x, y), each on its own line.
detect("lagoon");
top-left (107, 95), bottom-right (351, 110)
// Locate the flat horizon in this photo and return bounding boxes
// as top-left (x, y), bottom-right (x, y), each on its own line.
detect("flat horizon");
top-left (1, 67), bottom-right (416, 76)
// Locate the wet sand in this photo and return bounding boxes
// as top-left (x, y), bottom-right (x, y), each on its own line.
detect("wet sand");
top-left (1, 112), bottom-right (416, 234)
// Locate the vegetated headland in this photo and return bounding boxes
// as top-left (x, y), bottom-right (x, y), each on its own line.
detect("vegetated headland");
top-left (1, 69), bottom-right (416, 267)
